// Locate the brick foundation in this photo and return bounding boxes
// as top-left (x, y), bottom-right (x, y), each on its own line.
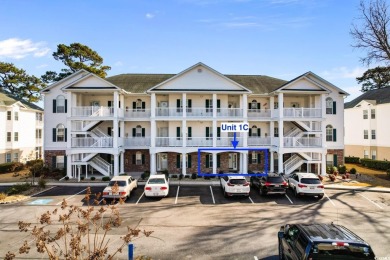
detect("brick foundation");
top-left (124, 149), bottom-right (150, 172)
top-left (44, 150), bottom-right (66, 169)
top-left (327, 149), bottom-right (345, 166)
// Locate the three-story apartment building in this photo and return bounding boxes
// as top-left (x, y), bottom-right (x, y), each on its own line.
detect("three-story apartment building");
top-left (42, 63), bottom-right (347, 178)
top-left (0, 91), bottom-right (43, 163)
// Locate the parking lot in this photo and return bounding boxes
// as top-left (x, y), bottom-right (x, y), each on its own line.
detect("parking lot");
top-left (1, 183), bottom-right (390, 259)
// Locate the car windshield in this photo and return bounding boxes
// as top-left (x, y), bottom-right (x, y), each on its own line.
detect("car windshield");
top-left (108, 181), bottom-right (127, 187)
top-left (229, 179), bottom-right (246, 185)
top-left (301, 178), bottom-right (321, 184)
top-left (148, 178), bottom-right (166, 184)
top-left (312, 243), bottom-right (375, 259)
top-left (267, 176), bottom-right (284, 183)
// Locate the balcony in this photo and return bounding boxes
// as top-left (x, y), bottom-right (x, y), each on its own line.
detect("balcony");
top-left (71, 106), bottom-right (114, 117)
top-left (247, 137), bottom-right (271, 146)
top-left (247, 109), bottom-right (271, 118)
top-left (124, 109), bottom-right (151, 118)
top-left (187, 137), bottom-right (213, 147)
top-left (71, 137), bottom-right (113, 148)
top-left (216, 137), bottom-right (244, 147)
top-left (124, 137), bottom-right (151, 147)
top-left (283, 108), bottom-right (322, 118)
top-left (217, 108), bottom-right (243, 117)
top-left (186, 108), bottom-right (212, 117)
top-left (155, 107), bottom-right (244, 118)
top-left (156, 137), bottom-right (183, 147)
top-left (156, 108), bottom-right (183, 117)
top-left (284, 137), bottom-right (322, 148)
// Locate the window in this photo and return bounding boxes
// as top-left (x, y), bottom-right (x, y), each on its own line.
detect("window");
top-left (177, 154), bottom-right (192, 168)
top-left (56, 124), bottom-right (65, 142)
top-left (136, 152), bottom-right (142, 165)
top-left (136, 125), bottom-right (142, 137)
top-left (36, 129), bottom-right (42, 139)
top-left (14, 111), bottom-right (18, 121)
top-left (364, 130), bottom-right (368, 139)
top-left (205, 99), bottom-right (213, 113)
top-left (274, 102), bottom-right (279, 109)
top-left (363, 110), bottom-right (368, 119)
top-left (326, 97), bottom-right (333, 114)
top-left (7, 111), bottom-right (11, 120)
top-left (250, 100), bottom-right (260, 110)
top-left (206, 154), bottom-right (213, 168)
top-left (326, 154), bottom-right (333, 167)
top-left (36, 112), bottom-right (43, 121)
top-left (56, 156), bottom-right (65, 169)
top-left (364, 150), bottom-right (369, 159)
top-left (14, 132), bottom-right (18, 142)
top-left (371, 130), bottom-right (376, 140)
top-left (14, 153), bottom-right (18, 162)
top-left (206, 127), bottom-right (212, 140)
top-left (274, 127), bottom-right (279, 137)
top-left (326, 125), bottom-right (333, 141)
top-left (35, 147), bottom-right (42, 159)
top-left (7, 132), bottom-right (11, 142)
top-left (371, 109), bottom-right (376, 119)
top-left (55, 95), bottom-right (66, 113)
top-left (6, 153), bottom-right (11, 163)
top-left (252, 152), bottom-right (258, 164)
top-left (372, 150), bottom-right (377, 160)
top-left (250, 126), bottom-right (261, 137)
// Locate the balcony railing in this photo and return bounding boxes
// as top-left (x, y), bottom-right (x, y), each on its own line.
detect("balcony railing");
top-left (71, 137), bottom-right (113, 148)
top-left (124, 109), bottom-right (151, 118)
top-left (124, 137), bottom-right (151, 147)
top-left (156, 108), bottom-right (183, 117)
top-left (156, 137), bottom-right (183, 147)
top-left (284, 137), bottom-right (322, 147)
top-left (155, 107), bottom-right (244, 117)
top-left (247, 137), bottom-right (271, 146)
top-left (216, 137), bottom-right (244, 147)
top-left (186, 108), bottom-right (212, 117)
top-left (71, 106), bottom-right (114, 117)
top-left (217, 108), bottom-right (243, 117)
top-left (283, 108), bottom-right (322, 118)
top-left (187, 137), bottom-right (213, 147)
top-left (247, 109), bottom-right (271, 118)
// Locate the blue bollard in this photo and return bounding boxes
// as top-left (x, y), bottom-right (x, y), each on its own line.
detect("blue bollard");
top-left (128, 243), bottom-right (133, 260)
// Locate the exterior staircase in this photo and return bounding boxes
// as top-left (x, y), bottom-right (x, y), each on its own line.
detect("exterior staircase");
top-left (89, 156), bottom-right (112, 176)
top-left (283, 152), bottom-right (321, 175)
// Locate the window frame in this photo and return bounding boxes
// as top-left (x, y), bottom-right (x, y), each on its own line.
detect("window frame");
top-left (326, 125), bottom-right (333, 142)
top-left (56, 124), bottom-right (65, 142)
top-left (326, 97), bottom-right (333, 114)
top-left (371, 129), bottom-right (376, 140)
top-left (364, 130), bottom-right (368, 140)
top-left (371, 109), bottom-right (376, 119)
top-left (56, 155), bottom-right (65, 169)
top-left (14, 111), bottom-right (18, 121)
top-left (7, 111), bottom-right (11, 120)
top-left (14, 132), bottom-right (18, 142)
top-left (363, 110), bottom-right (368, 119)
top-left (6, 153), bottom-right (11, 163)
top-left (7, 132), bottom-right (11, 142)
top-left (56, 95), bottom-right (66, 113)
top-left (136, 152), bottom-right (142, 165)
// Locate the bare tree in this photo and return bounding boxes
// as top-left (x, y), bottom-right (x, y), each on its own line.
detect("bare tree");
top-left (351, 0), bottom-right (390, 66)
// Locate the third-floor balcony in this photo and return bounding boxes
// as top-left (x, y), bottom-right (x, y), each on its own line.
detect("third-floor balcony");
top-left (284, 137), bottom-right (322, 148)
top-left (283, 108), bottom-right (322, 118)
top-left (125, 109), bottom-right (151, 118)
top-left (71, 137), bottom-right (113, 148)
top-left (155, 107), bottom-right (244, 118)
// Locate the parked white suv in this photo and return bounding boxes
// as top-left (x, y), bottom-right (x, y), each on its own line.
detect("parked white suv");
top-left (102, 176), bottom-right (138, 201)
top-left (220, 176), bottom-right (250, 197)
top-left (144, 174), bottom-right (170, 197)
top-left (288, 172), bottom-right (324, 199)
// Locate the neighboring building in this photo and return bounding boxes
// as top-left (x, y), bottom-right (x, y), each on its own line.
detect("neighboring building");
top-left (345, 87), bottom-right (390, 160)
top-left (41, 63), bottom-right (347, 178)
top-left (0, 91), bottom-right (43, 164)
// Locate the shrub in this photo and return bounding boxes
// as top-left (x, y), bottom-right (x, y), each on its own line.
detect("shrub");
top-left (6, 183), bottom-right (31, 195)
top-left (360, 158), bottom-right (390, 171)
top-left (171, 174), bottom-right (178, 178)
top-left (387, 169), bottom-right (390, 179)
top-left (141, 170), bottom-right (150, 180)
top-left (0, 193), bottom-right (6, 200)
top-left (162, 169), bottom-right (169, 179)
top-left (191, 173), bottom-right (197, 179)
top-left (179, 174), bottom-right (184, 180)
top-left (185, 175), bottom-right (190, 179)
top-left (25, 159), bottom-right (43, 167)
top-left (345, 156), bottom-right (360, 164)
top-left (350, 168), bottom-right (357, 174)
top-left (0, 162), bottom-right (24, 173)
top-left (338, 165), bottom-right (347, 175)
top-left (102, 176), bottom-right (111, 181)
top-left (90, 176), bottom-right (96, 181)
top-left (328, 174), bottom-right (336, 182)
top-left (64, 176), bottom-right (69, 181)
top-left (318, 175), bottom-right (323, 181)
top-left (38, 178), bottom-right (46, 189)
top-left (80, 176), bottom-right (85, 181)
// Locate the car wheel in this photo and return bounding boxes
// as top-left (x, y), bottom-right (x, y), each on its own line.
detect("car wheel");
top-left (317, 194), bottom-right (324, 199)
top-left (223, 189), bottom-right (228, 198)
top-left (294, 188), bottom-right (299, 198)
top-left (278, 243), bottom-right (284, 260)
top-left (260, 188), bottom-right (266, 196)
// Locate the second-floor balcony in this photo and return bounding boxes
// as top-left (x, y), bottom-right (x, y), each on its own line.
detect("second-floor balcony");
top-left (124, 137), bottom-right (151, 147)
top-left (71, 106), bottom-right (115, 117)
top-left (124, 109), bottom-right (151, 118)
top-left (247, 137), bottom-right (271, 146)
top-left (71, 137), bottom-right (113, 148)
top-left (283, 108), bottom-right (322, 118)
top-left (284, 137), bottom-right (322, 148)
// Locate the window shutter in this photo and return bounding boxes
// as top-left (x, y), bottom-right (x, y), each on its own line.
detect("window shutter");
top-left (257, 103), bottom-right (261, 110)
top-left (133, 102), bottom-right (136, 109)
top-left (176, 127), bottom-right (181, 138)
top-left (118, 127), bottom-right (121, 137)
top-left (64, 156), bottom-right (67, 170)
top-left (217, 99), bottom-right (221, 108)
top-left (333, 154), bottom-right (338, 167)
top-left (188, 155), bottom-right (192, 168)
top-left (188, 99), bottom-right (192, 108)
top-left (205, 99), bottom-right (209, 108)
top-left (249, 129), bottom-right (252, 137)
top-left (177, 99), bottom-right (181, 108)
top-left (257, 153), bottom-right (261, 164)
top-left (142, 154), bottom-right (145, 165)
top-left (206, 127), bottom-right (209, 137)
top-left (333, 129), bottom-right (337, 142)
top-left (52, 128), bottom-right (57, 142)
top-left (188, 127), bottom-right (192, 138)
top-left (257, 128), bottom-right (261, 137)
top-left (206, 155), bottom-right (210, 168)
top-left (217, 154), bottom-right (221, 168)
top-left (132, 154), bottom-right (136, 164)
top-left (177, 154), bottom-right (181, 168)
top-left (65, 128), bottom-right (67, 142)
top-left (142, 102), bottom-right (145, 109)
top-left (142, 128), bottom-right (145, 137)
top-left (53, 100), bottom-right (57, 113)
top-left (248, 154), bottom-right (252, 164)
top-left (217, 127), bottom-right (221, 138)
top-left (248, 103), bottom-right (251, 109)
top-left (132, 128), bottom-right (136, 137)
top-left (65, 99), bottom-right (68, 113)
top-left (51, 156), bottom-right (56, 169)
top-left (108, 127), bottom-right (112, 136)
top-left (108, 101), bottom-right (111, 107)
top-left (333, 101), bottom-right (336, 114)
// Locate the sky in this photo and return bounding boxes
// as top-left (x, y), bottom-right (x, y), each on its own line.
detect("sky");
top-left (0, 0), bottom-right (372, 103)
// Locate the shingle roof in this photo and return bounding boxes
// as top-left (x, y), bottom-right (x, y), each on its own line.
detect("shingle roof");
top-left (106, 73), bottom-right (287, 94)
top-left (344, 87), bottom-right (390, 109)
top-left (0, 91), bottom-right (43, 111)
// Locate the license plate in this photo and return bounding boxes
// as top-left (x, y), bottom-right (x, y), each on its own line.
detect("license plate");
top-left (236, 189), bottom-right (242, 192)
top-left (310, 187), bottom-right (315, 189)
top-left (275, 185), bottom-right (279, 187)
top-left (153, 193), bottom-right (158, 196)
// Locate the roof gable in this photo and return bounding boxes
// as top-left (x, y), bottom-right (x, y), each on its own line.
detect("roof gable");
top-left (40, 69), bottom-right (89, 93)
top-left (345, 87), bottom-right (390, 109)
top-left (148, 63), bottom-right (251, 93)
top-left (61, 73), bottom-right (120, 91)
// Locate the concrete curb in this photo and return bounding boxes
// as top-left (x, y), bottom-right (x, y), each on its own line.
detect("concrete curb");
top-left (324, 184), bottom-right (390, 193)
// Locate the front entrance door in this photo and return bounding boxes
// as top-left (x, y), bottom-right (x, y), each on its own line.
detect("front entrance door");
top-left (157, 153), bottom-right (168, 171)
top-left (229, 153), bottom-right (237, 170)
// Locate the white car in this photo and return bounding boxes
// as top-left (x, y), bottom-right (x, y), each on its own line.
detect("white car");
top-left (288, 172), bottom-right (324, 199)
top-left (144, 174), bottom-right (170, 197)
top-left (220, 176), bottom-right (250, 197)
top-left (102, 176), bottom-right (138, 200)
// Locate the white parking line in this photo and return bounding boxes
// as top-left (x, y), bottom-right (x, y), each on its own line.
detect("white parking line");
top-left (324, 192), bottom-right (336, 207)
top-left (285, 194), bottom-right (293, 204)
top-left (249, 196), bottom-right (254, 204)
top-left (175, 186), bottom-right (180, 204)
top-left (136, 191), bottom-right (145, 205)
top-left (209, 186), bottom-right (215, 204)
top-left (56, 188), bottom-right (87, 205)
top-left (357, 193), bottom-right (384, 209)
top-left (254, 256), bottom-right (259, 260)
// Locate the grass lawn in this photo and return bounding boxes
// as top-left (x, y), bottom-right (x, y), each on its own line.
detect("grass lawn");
top-left (0, 169), bottom-right (31, 182)
top-left (344, 163), bottom-right (390, 188)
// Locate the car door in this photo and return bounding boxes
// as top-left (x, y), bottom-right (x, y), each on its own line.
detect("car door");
top-left (281, 225), bottom-right (301, 260)
top-left (288, 174), bottom-right (296, 188)
top-left (252, 176), bottom-right (261, 188)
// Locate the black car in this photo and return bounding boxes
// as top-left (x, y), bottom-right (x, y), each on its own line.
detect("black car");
top-left (250, 174), bottom-right (288, 196)
top-left (278, 223), bottom-right (375, 260)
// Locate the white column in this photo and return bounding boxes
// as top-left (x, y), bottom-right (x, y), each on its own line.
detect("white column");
top-left (182, 93), bottom-right (187, 118)
top-left (151, 120), bottom-right (156, 148)
top-left (242, 94), bottom-right (248, 119)
top-left (212, 93), bottom-right (217, 118)
top-left (278, 152), bottom-right (284, 174)
top-left (150, 152), bottom-right (156, 175)
top-left (212, 153), bottom-right (217, 174)
top-left (182, 152), bottom-right (186, 175)
top-left (270, 121), bottom-right (275, 145)
top-left (270, 151), bottom-right (274, 173)
top-left (67, 154), bottom-right (72, 177)
top-left (114, 154), bottom-right (119, 176)
top-left (242, 152), bottom-right (248, 174)
top-left (120, 120), bottom-right (124, 146)
top-left (321, 152), bottom-right (326, 176)
top-left (120, 152), bottom-right (125, 174)
top-left (270, 96), bottom-right (274, 117)
top-left (66, 93), bottom-right (73, 149)
top-left (114, 91), bottom-right (119, 118)
top-left (120, 94), bottom-right (124, 117)
top-left (151, 93), bottom-right (156, 118)
top-left (182, 120), bottom-right (187, 147)
top-left (113, 120), bottom-right (118, 148)
top-left (278, 93), bottom-right (284, 148)
top-left (321, 94), bottom-right (326, 148)
top-left (212, 120), bottom-right (217, 147)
